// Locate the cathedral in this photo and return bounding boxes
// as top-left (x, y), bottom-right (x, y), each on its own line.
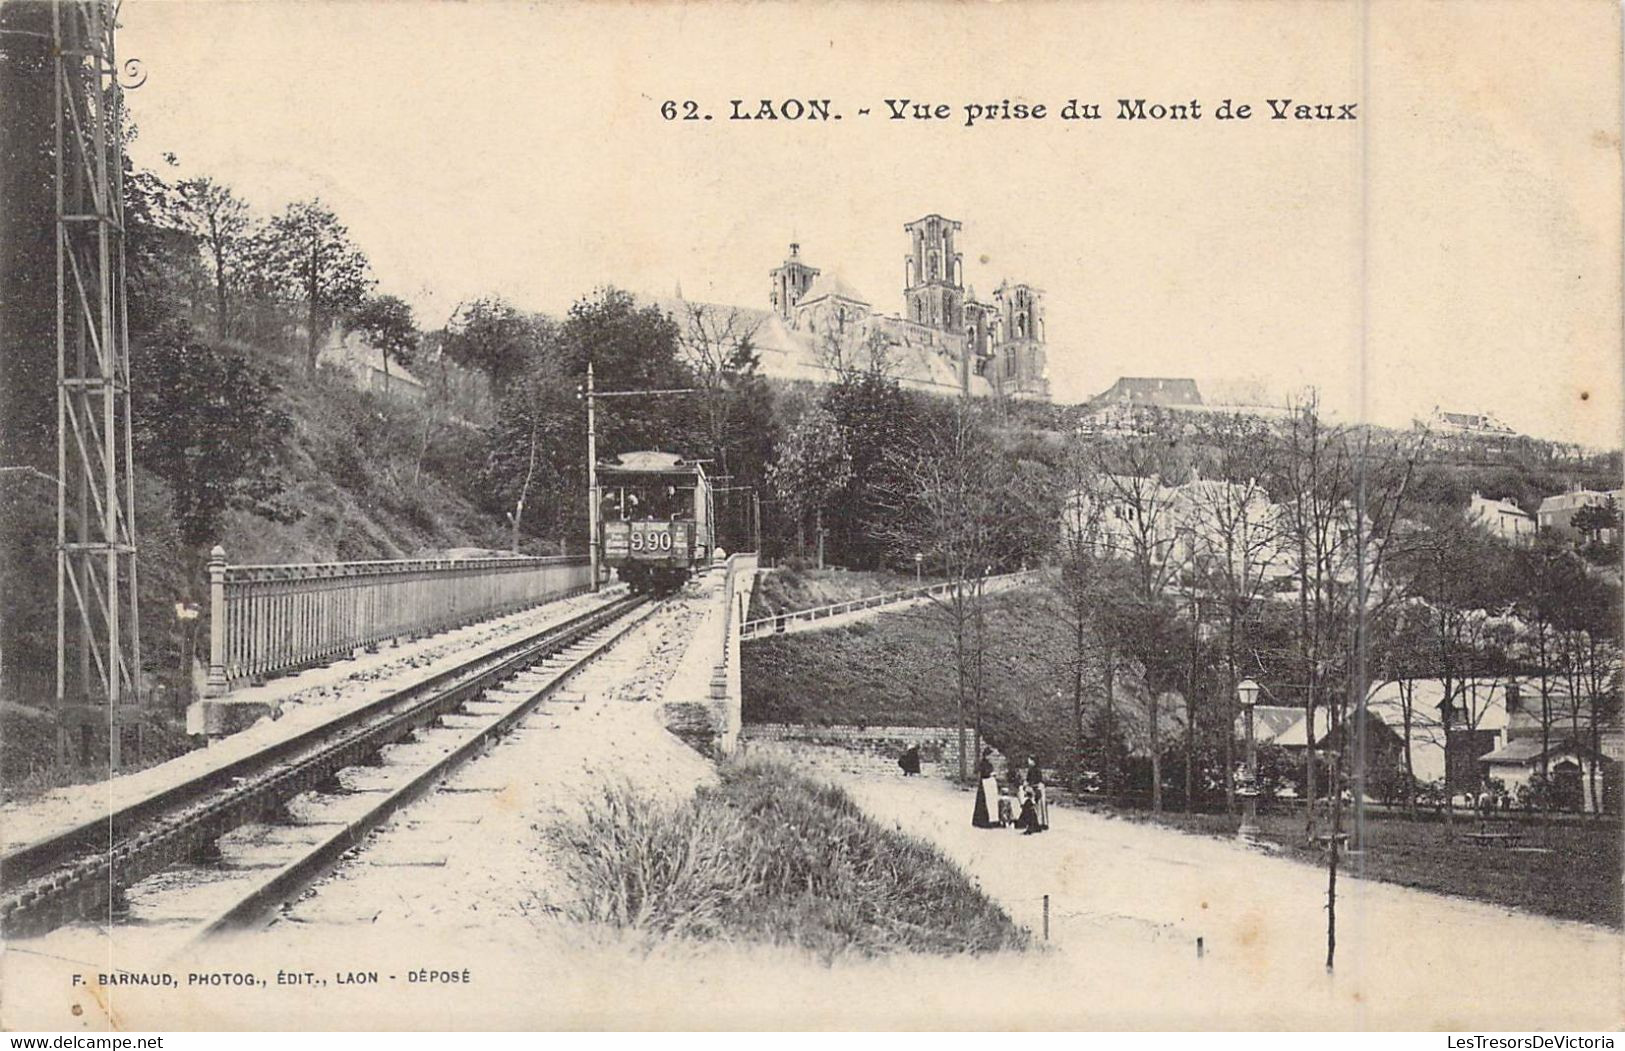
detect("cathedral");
top-left (662, 213), bottom-right (1051, 401)
top-left (764, 214), bottom-right (1051, 400)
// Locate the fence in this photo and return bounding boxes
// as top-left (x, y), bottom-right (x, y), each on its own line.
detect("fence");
top-left (740, 568), bottom-right (1040, 640)
top-left (205, 546), bottom-right (592, 694)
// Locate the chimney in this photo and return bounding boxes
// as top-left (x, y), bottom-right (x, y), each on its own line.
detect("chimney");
top-left (1504, 682), bottom-right (1521, 714)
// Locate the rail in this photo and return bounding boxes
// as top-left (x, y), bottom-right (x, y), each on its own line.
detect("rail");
top-left (205, 546), bottom-right (592, 694)
top-left (2, 594), bottom-right (647, 938)
top-left (741, 568), bottom-right (1039, 640)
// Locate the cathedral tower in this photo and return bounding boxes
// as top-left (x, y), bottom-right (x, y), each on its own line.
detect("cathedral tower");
top-left (992, 282), bottom-right (1050, 399)
top-left (903, 214), bottom-right (963, 331)
top-left (769, 242), bottom-right (820, 322)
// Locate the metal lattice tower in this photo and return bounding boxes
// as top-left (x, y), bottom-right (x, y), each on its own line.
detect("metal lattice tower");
top-left (53, 0), bottom-right (142, 768)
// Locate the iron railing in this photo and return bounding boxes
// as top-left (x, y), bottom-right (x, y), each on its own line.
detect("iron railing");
top-left (741, 568), bottom-right (1039, 640)
top-left (205, 547), bottom-right (592, 694)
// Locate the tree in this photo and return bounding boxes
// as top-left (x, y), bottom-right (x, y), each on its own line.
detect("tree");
top-left (767, 403), bottom-right (851, 563)
top-left (350, 293), bottom-right (420, 397)
top-left (672, 302), bottom-right (760, 476)
top-left (1509, 539), bottom-right (1592, 792)
top-left (820, 370), bottom-right (917, 569)
top-left (174, 176), bottom-right (253, 341)
top-left (1056, 444), bottom-right (1107, 791)
top-left (261, 199), bottom-right (372, 372)
top-left (1185, 413), bottom-right (1284, 812)
top-left (1569, 498), bottom-right (1620, 546)
top-left (130, 322), bottom-right (289, 546)
top-left (443, 296), bottom-right (542, 386)
top-left (879, 400), bottom-right (1005, 781)
top-left (1385, 509), bottom-right (1514, 824)
top-left (1270, 392), bottom-right (1423, 971)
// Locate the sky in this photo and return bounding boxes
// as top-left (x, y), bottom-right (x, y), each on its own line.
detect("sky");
top-left (118, 1), bottom-right (1622, 448)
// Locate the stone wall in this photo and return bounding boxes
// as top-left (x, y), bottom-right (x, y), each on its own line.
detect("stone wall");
top-left (740, 722), bottom-right (1000, 780)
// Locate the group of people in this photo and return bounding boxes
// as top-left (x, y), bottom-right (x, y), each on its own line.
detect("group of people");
top-left (973, 748), bottom-right (1049, 835)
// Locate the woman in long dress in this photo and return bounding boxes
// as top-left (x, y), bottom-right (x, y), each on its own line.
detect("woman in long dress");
top-left (972, 748), bottom-right (1000, 828)
top-left (1018, 755), bottom-right (1049, 834)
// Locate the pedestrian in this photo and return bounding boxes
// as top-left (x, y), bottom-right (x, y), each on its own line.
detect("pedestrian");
top-left (972, 748), bottom-right (1000, 829)
top-left (898, 744), bottom-right (921, 777)
top-left (1023, 755), bottom-right (1049, 832)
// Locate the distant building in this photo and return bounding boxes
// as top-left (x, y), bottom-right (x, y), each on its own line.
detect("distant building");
top-left (1426, 408), bottom-right (1518, 436)
top-left (1536, 488), bottom-right (1622, 543)
top-left (1092, 376), bottom-right (1204, 408)
top-left (1466, 492), bottom-right (1536, 544)
top-left (320, 329), bottom-right (427, 404)
top-left (659, 214), bottom-right (1052, 401)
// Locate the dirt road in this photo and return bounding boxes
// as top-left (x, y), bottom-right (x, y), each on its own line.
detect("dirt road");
top-left (840, 773), bottom-right (1622, 1029)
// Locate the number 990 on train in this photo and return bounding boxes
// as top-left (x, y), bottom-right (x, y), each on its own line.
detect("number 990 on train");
top-left (597, 450), bottom-right (716, 595)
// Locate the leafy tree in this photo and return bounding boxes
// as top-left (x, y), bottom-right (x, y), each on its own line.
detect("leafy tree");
top-left (350, 293), bottom-right (420, 395)
top-left (130, 322), bottom-right (290, 546)
top-left (1567, 498), bottom-right (1619, 542)
top-left (261, 199), bottom-right (373, 372)
top-left (820, 370), bottom-right (919, 568)
top-left (443, 296), bottom-right (542, 385)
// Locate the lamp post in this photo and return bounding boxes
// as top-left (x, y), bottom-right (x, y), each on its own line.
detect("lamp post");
top-left (1237, 677), bottom-right (1261, 842)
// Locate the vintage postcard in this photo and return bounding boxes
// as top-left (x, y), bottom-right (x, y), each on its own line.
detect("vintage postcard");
top-left (0, 0), bottom-right (1620, 1033)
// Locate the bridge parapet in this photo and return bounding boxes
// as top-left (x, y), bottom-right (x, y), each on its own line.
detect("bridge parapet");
top-left (662, 553), bottom-right (757, 756)
top-left (205, 546), bottom-right (591, 695)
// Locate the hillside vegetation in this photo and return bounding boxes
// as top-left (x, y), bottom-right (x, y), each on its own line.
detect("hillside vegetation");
top-left (743, 583), bottom-right (1088, 768)
top-left (748, 565), bottom-right (922, 620)
top-left (213, 350), bottom-right (512, 565)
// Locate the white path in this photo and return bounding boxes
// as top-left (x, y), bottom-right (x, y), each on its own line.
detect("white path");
top-left (839, 773), bottom-right (1623, 1030)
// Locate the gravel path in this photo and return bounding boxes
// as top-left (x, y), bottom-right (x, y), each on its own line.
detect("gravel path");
top-left (836, 771), bottom-right (1623, 1030)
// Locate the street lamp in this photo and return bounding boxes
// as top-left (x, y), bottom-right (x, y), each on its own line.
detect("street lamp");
top-left (1237, 677), bottom-right (1261, 842)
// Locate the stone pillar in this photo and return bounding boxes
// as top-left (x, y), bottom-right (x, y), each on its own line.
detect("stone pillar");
top-left (205, 545), bottom-right (229, 697)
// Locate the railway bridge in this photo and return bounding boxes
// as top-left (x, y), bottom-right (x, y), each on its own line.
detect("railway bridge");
top-left (0, 552), bottom-right (755, 945)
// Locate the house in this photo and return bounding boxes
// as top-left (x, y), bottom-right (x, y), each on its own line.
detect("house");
top-left (1366, 675), bottom-right (1621, 808)
top-left (1061, 474), bottom-right (1321, 590)
top-left (1091, 376), bottom-right (1204, 409)
top-left (1479, 737), bottom-right (1610, 813)
top-left (1465, 492), bottom-right (1536, 545)
top-left (1248, 705), bottom-right (1308, 747)
top-left (320, 329), bottom-right (428, 404)
top-left (1536, 488), bottom-right (1622, 543)
top-left (1427, 408), bottom-right (1517, 437)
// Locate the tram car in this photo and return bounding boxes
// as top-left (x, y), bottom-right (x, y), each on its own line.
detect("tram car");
top-left (597, 450), bottom-right (716, 594)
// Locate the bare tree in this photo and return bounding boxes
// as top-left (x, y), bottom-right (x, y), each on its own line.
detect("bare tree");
top-left (673, 301), bottom-right (761, 480)
top-left (1055, 440), bottom-right (1108, 791)
top-left (175, 176), bottom-right (252, 341)
top-left (879, 400), bottom-right (1005, 781)
top-left (1186, 413), bottom-right (1284, 812)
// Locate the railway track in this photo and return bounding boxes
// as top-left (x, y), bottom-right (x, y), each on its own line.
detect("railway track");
top-left (0, 593), bottom-right (654, 940)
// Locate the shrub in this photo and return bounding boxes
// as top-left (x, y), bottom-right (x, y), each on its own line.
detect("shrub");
top-left (549, 759), bottom-right (1027, 959)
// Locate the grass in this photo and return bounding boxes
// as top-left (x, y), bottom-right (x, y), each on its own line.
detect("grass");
top-left (1130, 808), bottom-right (1624, 928)
top-left (748, 565), bottom-right (922, 620)
top-left (549, 757), bottom-right (1029, 960)
top-left (742, 585), bottom-right (1077, 763)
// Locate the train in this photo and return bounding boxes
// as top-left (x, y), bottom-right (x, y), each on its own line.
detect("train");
top-left (597, 450), bottom-right (716, 594)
